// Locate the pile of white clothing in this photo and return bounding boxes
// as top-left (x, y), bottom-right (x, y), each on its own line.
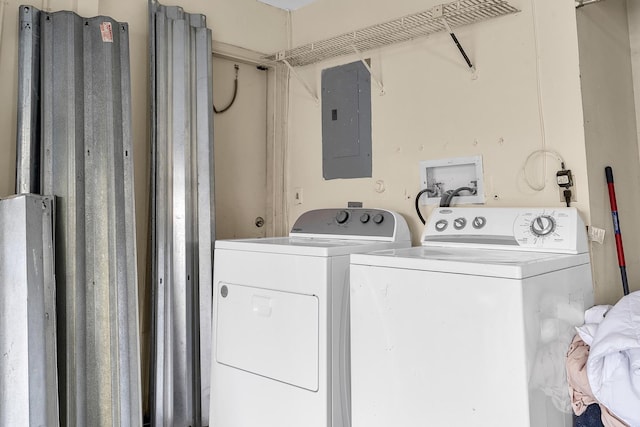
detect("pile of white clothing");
top-left (573, 290), bottom-right (640, 427)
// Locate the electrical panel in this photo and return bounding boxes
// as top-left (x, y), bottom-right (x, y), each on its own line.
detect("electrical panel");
top-left (321, 61), bottom-right (372, 180)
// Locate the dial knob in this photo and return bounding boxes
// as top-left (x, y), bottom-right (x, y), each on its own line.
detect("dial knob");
top-left (435, 219), bottom-right (448, 232)
top-left (472, 216), bottom-right (486, 229)
top-left (373, 213), bottom-right (384, 224)
top-left (336, 210), bottom-right (349, 224)
top-left (530, 215), bottom-right (556, 237)
top-left (360, 213), bottom-right (370, 223)
top-left (453, 217), bottom-right (467, 230)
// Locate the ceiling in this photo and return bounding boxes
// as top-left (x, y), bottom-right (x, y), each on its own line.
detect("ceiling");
top-left (257, 0), bottom-right (318, 11)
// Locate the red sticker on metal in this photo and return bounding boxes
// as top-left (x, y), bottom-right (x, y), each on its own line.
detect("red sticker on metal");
top-left (100, 22), bottom-right (113, 43)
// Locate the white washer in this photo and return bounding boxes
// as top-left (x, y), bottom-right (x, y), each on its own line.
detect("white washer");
top-left (210, 208), bottom-right (411, 427)
top-left (350, 207), bottom-right (594, 427)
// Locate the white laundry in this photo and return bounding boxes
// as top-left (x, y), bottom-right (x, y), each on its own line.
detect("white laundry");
top-left (584, 304), bottom-right (613, 324)
top-left (587, 291), bottom-right (640, 427)
top-left (576, 304), bottom-right (613, 346)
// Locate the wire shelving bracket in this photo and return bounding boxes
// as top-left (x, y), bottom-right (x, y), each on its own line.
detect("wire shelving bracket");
top-left (266, 0), bottom-right (519, 71)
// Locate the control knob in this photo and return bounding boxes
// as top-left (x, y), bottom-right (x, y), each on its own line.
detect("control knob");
top-left (530, 215), bottom-right (556, 237)
top-left (373, 213), bottom-right (384, 224)
top-left (472, 216), bottom-right (486, 229)
top-left (435, 219), bottom-right (448, 232)
top-left (336, 210), bottom-right (350, 224)
top-left (453, 217), bottom-right (467, 230)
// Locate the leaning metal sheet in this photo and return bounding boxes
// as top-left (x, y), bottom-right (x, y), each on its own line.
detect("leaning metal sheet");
top-left (39, 9), bottom-right (142, 426)
top-left (15, 6), bottom-right (41, 194)
top-left (0, 195), bottom-right (58, 426)
top-left (149, 2), bottom-right (215, 426)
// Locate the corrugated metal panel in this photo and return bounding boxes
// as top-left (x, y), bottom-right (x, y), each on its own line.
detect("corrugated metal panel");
top-left (149, 1), bottom-right (215, 426)
top-left (15, 5), bottom-right (41, 194)
top-left (0, 195), bottom-right (59, 427)
top-left (38, 9), bottom-right (142, 426)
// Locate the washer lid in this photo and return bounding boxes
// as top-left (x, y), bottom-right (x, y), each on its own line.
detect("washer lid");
top-left (215, 237), bottom-right (410, 257)
top-left (350, 246), bottom-right (591, 279)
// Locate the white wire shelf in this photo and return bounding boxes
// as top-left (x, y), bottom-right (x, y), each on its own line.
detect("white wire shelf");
top-left (265, 0), bottom-right (519, 67)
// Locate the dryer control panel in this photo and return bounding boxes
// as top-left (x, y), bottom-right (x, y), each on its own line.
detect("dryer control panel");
top-left (290, 208), bottom-right (411, 242)
top-left (422, 207), bottom-right (588, 254)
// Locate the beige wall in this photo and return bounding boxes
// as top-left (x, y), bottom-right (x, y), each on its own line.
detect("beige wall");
top-left (213, 57), bottom-right (269, 240)
top-left (285, 0), bottom-right (597, 276)
top-left (577, 0), bottom-right (640, 304)
top-left (283, 0), bottom-right (640, 305)
top-left (630, 0), bottom-right (640, 159)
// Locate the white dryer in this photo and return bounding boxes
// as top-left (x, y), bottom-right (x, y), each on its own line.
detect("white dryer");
top-left (349, 207), bottom-right (594, 427)
top-left (210, 208), bottom-right (411, 427)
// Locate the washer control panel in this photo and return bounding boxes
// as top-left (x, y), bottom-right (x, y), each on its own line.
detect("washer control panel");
top-left (422, 207), bottom-right (587, 254)
top-left (290, 208), bottom-right (410, 242)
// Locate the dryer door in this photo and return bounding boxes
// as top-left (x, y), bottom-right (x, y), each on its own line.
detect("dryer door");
top-left (215, 283), bottom-right (319, 391)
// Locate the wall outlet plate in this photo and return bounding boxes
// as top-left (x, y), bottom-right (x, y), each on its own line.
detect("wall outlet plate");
top-left (294, 187), bottom-right (303, 205)
top-left (419, 155), bottom-right (485, 205)
top-left (558, 182), bottom-right (577, 203)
